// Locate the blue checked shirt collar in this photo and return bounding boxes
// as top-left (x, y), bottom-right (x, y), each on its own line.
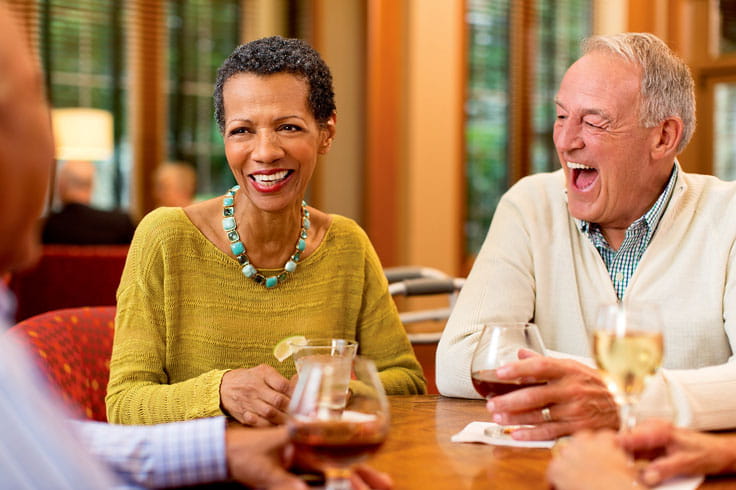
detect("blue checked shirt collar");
top-left (576, 164), bottom-right (678, 300)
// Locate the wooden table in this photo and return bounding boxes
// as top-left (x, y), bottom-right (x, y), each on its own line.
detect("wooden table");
top-left (371, 395), bottom-right (736, 489)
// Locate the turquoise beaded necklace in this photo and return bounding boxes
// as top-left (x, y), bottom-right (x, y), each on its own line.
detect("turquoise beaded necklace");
top-left (222, 185), bottom-right (310, 288)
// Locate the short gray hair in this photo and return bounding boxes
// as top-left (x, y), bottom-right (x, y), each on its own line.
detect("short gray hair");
top-left (583, 33), bottom-right (695, 154)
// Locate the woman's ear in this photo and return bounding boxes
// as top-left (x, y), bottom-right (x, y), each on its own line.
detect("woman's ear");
top-left (318, 113), bottom-right (337, 155)
top-left (650, 116), bottom-right (683, 159)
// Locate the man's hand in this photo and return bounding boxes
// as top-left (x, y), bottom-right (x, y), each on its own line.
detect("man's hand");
top-left (220, 364), bottom-right (292, 427)
top-left (226, 426), bottom-right (306, 489)
top-left (225, 425), bottom-right (394, 490)
top-left (619, 418), bottom-right (736, 486)
top-left (485, 350), bottom-right (618, 440)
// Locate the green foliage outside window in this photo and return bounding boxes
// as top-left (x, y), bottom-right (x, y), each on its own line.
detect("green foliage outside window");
top-left (465, 0), bottom-right (591, 256)
top-left (40, 0), bottom-right (126, 210)
top-left (166, 0), bottom-right (240, 199)
top-left (38, 0), bottom-right (241, 208)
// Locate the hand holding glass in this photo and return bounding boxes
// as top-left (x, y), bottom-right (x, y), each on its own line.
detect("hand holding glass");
top-left (288, 356), bottom-right (389, 490)
top-left (593, 303), bottom-right (663, 432)
top-left (470, 322), bottom-right (546, 435)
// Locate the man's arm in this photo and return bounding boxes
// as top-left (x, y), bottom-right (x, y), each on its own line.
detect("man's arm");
top-left (70, 417), bottom-right (229, 488)
top-left (636, 233), bottom-right (736, 431)
top-left (436, 187), bottom-right (538, 398)
top-left (0, 333), bottom-right (120, 489)
top-left (636, 363), bottom-right (736, 430)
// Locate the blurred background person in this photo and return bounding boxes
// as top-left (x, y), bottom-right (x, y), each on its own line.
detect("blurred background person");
top-left (153, 160), bottom-right (198, 208)
top-left (42, 159), bottom-right (136, 244)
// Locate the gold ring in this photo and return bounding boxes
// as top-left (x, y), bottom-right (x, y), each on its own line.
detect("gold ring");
top-left (541, 407), bottom-right (552, 422)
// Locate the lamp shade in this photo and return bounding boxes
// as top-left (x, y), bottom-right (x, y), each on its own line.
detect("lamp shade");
top-left (52, 108), bottom-right (114, 161)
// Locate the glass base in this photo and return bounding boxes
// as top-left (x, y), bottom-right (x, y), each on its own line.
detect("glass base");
top-left (483, 424), bottom-right (535, 438)
top-left (324, 467), bottom-right (353, 490)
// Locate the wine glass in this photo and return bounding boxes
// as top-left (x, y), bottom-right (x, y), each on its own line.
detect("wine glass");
top-left (593, 303), bottom-right (664, 432)
top-left (288, 356), bottom-right (390, 490)
top-left (290, 338), bottom-right (358, 375)
top-left (470, 322), bottom-right (546, 436)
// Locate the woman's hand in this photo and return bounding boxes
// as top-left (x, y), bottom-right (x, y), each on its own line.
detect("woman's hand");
top-left (547, 430), bottom-right (639, 490)
top-left (619, 418), bottom-right (736, 486)
top-left (485, 350), bottom-right (619, 440)
top-left (221, 364), bottom-right (293, 426)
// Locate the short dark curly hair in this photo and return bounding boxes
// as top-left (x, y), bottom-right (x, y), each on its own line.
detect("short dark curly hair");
top-left (213, 36), bottom-right (336, 133)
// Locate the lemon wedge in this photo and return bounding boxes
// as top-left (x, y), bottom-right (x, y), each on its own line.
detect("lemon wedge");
top-left (273, 335), bottom-right (307, 362)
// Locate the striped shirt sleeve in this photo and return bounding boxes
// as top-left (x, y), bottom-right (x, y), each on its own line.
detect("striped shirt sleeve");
top-left (70, 416), bottom-right (229, 488)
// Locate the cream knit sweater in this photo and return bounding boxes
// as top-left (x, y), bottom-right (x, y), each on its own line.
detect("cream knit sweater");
top-left (437, 165), bottom-right (736, 430)
top-left (107, 209), bottom-right (425, 424)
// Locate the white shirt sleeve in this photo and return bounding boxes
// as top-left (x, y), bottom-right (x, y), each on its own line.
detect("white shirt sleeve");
top-left (0, 334), bottom-right (120, 490)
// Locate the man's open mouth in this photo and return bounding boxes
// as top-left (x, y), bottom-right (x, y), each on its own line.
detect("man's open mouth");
top-left (567, 162), bottom-right (598, 191)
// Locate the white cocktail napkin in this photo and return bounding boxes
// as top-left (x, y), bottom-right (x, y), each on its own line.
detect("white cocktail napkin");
top-left (451, 421), bottom-right (555, 448)
top-left (652, 476), bottom-right (703, 490)
top-left (451, 421), bottom-right (704, 490)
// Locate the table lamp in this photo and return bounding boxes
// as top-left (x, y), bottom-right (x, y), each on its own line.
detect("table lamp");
top-left (51, 108), bottom-right (113, 162)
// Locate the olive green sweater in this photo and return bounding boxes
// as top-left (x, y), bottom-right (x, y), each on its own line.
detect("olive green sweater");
top-left (106, 208), bottom-right (425, 424)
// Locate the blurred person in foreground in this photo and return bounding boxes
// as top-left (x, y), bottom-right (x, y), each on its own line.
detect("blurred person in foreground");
top-left (153, 160), bottom-right (198, 207)
top-left (437, 32), bottom-right (736, 439)
top-left (106, 36), bottom-right (425, 427)
top-left (548, 419), bottom-right (736, 489)
top-left (0, 5), bottom-right (391, 489)
top-left (42, 159), bottom-right (136, 244)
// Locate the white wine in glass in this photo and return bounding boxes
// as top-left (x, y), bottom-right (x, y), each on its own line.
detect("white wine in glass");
top-left (593, 303), bottom-right (664, 432)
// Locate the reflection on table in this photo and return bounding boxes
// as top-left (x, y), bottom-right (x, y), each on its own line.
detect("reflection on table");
top-left (372, 395), bottom-right (736, 489)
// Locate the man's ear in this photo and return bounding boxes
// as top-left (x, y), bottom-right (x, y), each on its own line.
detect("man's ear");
top-left (318, 113), bottom-right (337, 155)
top-left (650, 116), bottom-right (683, 159)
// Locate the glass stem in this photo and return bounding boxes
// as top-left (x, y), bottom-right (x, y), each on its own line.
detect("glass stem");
top-left (618, 402), bottom-right (635, 433)
top-left (324, 467), bottom-right (353, 490)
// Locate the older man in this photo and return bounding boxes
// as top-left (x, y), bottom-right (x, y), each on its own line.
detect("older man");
top-left (42, 159), bottom-right (136, 244)
top-left (437, 32), bottom-right (736, 440)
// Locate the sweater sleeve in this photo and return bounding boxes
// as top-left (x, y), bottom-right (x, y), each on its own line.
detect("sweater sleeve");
top-left (106, 209), bottom-right (227, 424)
top-left (436, 186), bottom-right (536, 398)
top-left (355, 232), bottom-right (426, 395)
top-left (636, 235), bottom-right (736, 430)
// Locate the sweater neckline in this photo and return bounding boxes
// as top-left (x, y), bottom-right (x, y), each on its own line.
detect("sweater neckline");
top-left (174, 206), bottom-right (338, 269)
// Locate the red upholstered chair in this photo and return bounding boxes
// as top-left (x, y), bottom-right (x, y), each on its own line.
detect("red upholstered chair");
top-left (7, 306), bottom-right (116, 422)
top-left (8, 244), bottom-right (129, 322)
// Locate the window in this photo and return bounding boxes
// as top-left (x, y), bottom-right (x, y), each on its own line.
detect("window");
top-left (465, 0), bottom-right (510, 255)
top-left (166, 0), bottom-right (240, 199)
top-left (38, 0), bottom-right (128, 210)
top-left (709, 1), bottom-right (736, 180)
top-left (464, 0), bottom-right (592, 255)
top-left (32, 0), bottom-right (243, 210)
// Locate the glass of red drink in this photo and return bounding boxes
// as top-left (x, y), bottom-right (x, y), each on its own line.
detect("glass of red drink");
top-left (288, 356), bottom-right (390, 490)
top-left (470, 322), bottom-right (546, 435)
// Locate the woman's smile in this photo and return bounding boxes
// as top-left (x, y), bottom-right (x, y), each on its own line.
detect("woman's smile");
top-left (249, 169), bottom-right (294, 193)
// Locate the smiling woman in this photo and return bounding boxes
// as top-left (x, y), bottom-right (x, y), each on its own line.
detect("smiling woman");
top-left (106, 36), bottom-right (427, 427)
